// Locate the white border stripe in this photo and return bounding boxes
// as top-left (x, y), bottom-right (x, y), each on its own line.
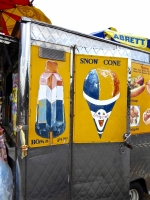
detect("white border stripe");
top-left (83, 92), bottom-right (120, 105)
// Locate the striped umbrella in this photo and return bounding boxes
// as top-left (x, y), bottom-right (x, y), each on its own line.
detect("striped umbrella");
top-left (0, 0), bottom-right (51, 35)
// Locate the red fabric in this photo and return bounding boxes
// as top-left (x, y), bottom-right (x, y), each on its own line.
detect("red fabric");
top-left (3, 11), bottom-right (21, 21)
top-left (0, 0), bottom-right (30, 10)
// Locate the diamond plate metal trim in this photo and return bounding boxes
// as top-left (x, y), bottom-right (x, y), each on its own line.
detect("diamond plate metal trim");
top-left (31, 23), bottom-right (149, 63)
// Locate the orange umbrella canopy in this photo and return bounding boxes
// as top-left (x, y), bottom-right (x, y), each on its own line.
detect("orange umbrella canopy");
top-left (0, 0), bottom-right (52, 35)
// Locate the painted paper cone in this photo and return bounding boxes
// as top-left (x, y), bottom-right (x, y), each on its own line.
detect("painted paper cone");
top-left (83, 68), bottom-right (120, 138)
top-left (83, 92), bottom-right (120, 137)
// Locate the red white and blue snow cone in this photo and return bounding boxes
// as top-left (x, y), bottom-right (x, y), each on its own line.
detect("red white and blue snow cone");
top-left (83, 69), bottom-right (120, 138)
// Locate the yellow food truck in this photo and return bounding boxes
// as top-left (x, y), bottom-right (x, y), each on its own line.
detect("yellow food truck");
top-left (0, 19), bottom-right (150, 200)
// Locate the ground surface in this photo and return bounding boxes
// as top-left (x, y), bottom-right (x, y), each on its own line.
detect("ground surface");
top-left (144, 193), bottom-right (150, 200)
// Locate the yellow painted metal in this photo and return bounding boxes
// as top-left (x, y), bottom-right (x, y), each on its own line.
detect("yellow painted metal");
top-left (29, 46), bottom-right (70, 147)
top-left (73, 55), bottom-right (128, 143)
top-left (130, 62), bottom-right (150, 134)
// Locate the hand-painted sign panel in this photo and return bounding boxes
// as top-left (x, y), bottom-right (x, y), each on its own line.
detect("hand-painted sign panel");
top-left (29, 46), bottom-right (70, 147)
top-left (73, 55), bottom-right (128, 143)
top-left (130, 62), bottom-right (150, 134)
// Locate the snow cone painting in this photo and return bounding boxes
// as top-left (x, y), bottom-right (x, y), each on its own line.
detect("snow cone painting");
top-left (83, 68), bottom-right (120, 138)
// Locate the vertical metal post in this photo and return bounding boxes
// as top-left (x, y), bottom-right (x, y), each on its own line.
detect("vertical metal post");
top-left (16, 20), bottom-right (31, 200)
top-left (68, 45), bottom-right (75, 200)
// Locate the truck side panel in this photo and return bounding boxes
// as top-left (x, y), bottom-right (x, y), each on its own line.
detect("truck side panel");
top-left (16, 19), bottom-right (150, 199)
